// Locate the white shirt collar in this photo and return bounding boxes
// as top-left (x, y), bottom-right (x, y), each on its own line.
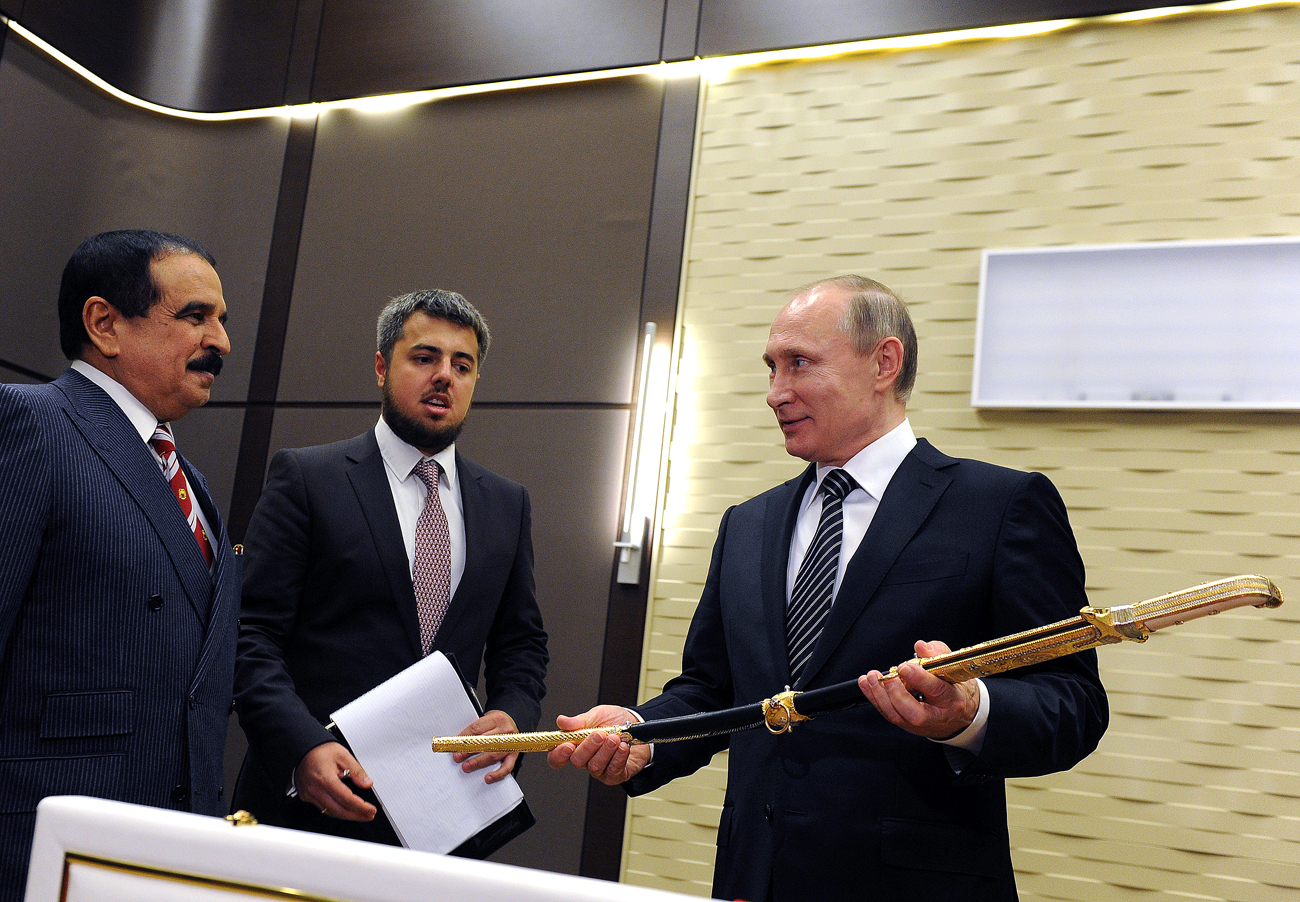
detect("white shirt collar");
top-left (814, 418), bottom-right (917, 501)
top-left (70, 359), bottom-right (162, 442)
top-left (374, 415), bottom-right (459, 491)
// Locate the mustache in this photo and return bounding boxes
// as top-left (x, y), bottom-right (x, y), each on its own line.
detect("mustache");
top-left (187, 352), bottom-right (223, 377)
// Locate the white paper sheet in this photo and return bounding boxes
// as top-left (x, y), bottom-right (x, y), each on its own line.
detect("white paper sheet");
top-left (330, 651), bottom-right (524, 854)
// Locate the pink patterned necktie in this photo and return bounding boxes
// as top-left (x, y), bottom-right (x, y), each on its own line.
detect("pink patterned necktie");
top-left (412, 458), bottom-right (452, 654)
top-left (149, 423), bottom-right (214, 566)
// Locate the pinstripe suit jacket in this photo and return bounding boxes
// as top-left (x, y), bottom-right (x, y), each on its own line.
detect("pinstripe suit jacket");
top-left (0, 370), bottom-right (240, 900)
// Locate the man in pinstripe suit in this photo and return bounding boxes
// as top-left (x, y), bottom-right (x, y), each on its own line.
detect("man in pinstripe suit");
top-left (0, 230), bottom-right (241, 900)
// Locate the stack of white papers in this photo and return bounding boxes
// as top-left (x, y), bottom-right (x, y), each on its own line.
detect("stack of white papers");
top-left (331, 651), bottom-right (524, 853)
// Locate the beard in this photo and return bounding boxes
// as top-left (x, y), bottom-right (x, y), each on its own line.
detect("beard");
top-left (381, 383), bottom-right (466, 455)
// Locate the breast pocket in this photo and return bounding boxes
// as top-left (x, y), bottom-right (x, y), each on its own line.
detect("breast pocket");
top-left (880, 553), bottom-right (968, 587)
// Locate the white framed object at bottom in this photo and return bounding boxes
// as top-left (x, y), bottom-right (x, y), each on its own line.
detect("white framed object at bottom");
top-left (972, 236), bottom-right (1300, 410)
top-left (25, 796), bottom-right (693, 902)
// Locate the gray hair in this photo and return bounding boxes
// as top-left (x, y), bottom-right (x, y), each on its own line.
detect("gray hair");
top-left (796, 274), bottom-right (918, 403)
top-left (376, 289), bottom-right (491, 365)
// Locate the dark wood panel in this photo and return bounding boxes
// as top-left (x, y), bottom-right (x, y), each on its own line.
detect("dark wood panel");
top-left (697, 0), bottom-right (1223, 57)
top-left (0, 37), bottom-right (287, 398)
top-left (281, 75), bottom-right (664, 406)
top-left (311, 0), bottom-right (666, 101)
top-left (17, 0), bottom-right (297, 110)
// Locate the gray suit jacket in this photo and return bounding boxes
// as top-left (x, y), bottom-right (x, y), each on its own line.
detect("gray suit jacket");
top-left (0, 370), bottom-right (240, 900)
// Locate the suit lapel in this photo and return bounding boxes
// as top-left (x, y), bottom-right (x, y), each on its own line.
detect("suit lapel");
top-left (56, 372), bottom-right (213, 621)
top-left (346, 434), bottom-right (426, 659)
top-left (436, 452), bottom-right (486, 643)
top-left (762, 467), bottom-right (816, 688)
top-left (796, 440), bottom-right (954, 686)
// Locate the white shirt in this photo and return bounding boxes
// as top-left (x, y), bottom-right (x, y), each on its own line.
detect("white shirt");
top-left (70, 360), bottom-right (218, 563)
top-left (373, 415), bottom-right (467, 596)
top-left (784, 418), bottom-right (988, 757)
top-left (785, 419), bottom-right (918, 600)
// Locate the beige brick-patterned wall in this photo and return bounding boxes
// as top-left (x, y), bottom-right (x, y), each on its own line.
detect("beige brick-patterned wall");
top-left (625, 4), bottom-right (1300, 899)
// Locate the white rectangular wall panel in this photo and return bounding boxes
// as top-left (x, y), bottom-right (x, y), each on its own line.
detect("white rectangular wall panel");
top-left (974, 238), bottom-right (1300, 409)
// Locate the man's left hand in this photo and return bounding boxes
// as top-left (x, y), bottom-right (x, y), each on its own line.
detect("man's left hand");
top-left (452, 709), bottom-right (520, 783)
top-left (858, 640), bottom-right (979, 740)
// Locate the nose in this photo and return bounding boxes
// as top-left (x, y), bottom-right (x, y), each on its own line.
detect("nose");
top-left (206, 319), bottom-right (231, 356)
top-left (430, 358), bottom-right (453, 386)
top-left (767, 373), bottom-right (790, 410)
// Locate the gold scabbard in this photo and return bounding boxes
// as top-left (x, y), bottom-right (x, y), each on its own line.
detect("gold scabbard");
top-left (430, 725), bottom-right (637, 754)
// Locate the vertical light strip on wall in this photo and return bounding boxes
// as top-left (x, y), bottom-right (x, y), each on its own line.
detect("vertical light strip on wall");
top-left (616, 323), bottom-right (671, 584)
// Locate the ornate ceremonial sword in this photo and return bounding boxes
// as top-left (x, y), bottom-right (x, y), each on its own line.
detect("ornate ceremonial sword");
top-left (431, 574), bottom-right (1283, 754)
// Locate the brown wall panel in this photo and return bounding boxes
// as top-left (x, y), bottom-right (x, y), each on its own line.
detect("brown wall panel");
top-left (311, 0), bottom-right (667, 101)
top-left (171, 405), bottom-right (246, 521)
top-left (16, 0), bottom-right (297, 111)
top-left (0, 36), bottom-right (287, 400)
top-left (695, 0), bottom-right (1222, 57)
top-left (280, 75), bottom-right (664, 406)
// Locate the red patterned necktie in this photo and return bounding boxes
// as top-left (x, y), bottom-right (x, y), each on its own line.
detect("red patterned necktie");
top-left (149, 423), bottom-right (214, 567)
top-left (412, 458), bottom-right (452, 654)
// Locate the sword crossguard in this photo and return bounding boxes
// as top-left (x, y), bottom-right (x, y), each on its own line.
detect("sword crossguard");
top-left (762, 688), bottom-right (811, 734)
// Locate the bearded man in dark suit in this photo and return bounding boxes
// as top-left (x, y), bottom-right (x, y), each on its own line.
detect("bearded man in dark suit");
top-left (0, 230), bottom-right (239, 900)
top-left (550, 275), bottom-right (1108, 902)
top-left (232, 289), bottom-right (548, 846)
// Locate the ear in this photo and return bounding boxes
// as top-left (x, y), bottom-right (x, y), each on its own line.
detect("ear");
top-left (375, 350), bottom-right (387, 388)
top-left (874, 336), bottom-right (904, 389)
top-left (82, 297), bottom-right (122, 358)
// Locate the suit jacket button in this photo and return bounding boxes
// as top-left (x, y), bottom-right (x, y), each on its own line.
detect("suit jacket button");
top-left (171, 785), bottom-right (188, 804)
top-left (764, 804), bottom-right (773, 823)
top-left (148, 594), bottom-right (164, 611)
top-left (188, 696), bottom-right (197, 709)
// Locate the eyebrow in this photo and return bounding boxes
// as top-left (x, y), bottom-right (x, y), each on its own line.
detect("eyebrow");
top-left (410, 343), bottom-right (477, 365)
top-left (175, 301), bottom-right (227, 324)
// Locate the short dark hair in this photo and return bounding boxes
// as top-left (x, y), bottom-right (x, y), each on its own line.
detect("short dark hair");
top-left (376, 289), bottom-right (491, 366)
top-left (58, 229), bottom-right (216, 360)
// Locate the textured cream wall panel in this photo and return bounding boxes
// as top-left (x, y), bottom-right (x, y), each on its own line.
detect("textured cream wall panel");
top-left (627, 4), bottom-right (1300, 899)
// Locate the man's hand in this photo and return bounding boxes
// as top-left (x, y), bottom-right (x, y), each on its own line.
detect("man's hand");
top-left (858, 640), bottom-right (980, 740)
top-left (546, 705), bottom-right (649, 786)
top-left (452, 709), bottom-right (520, 783)
top-left (295, 742), bottom-right (376, 821)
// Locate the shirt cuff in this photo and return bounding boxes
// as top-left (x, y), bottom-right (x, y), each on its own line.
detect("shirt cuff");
top-left (934, 678), bottom-right (989, 755)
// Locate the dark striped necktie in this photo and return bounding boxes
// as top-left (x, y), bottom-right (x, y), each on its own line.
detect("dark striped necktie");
top-left (786, 468), bottom-right (858, 682)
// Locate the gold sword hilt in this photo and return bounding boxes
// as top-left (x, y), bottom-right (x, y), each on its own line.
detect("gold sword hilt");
top-left (430, 724), bottom-right (640, 754)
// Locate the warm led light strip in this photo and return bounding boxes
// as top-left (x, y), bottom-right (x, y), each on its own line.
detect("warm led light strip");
top-left (4, 0), bottom-right (1298, 122)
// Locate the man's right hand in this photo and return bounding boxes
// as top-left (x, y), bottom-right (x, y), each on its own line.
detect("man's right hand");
top-left (546, 705), bottom-right (650, 786)
top-left (295, 742), bottom-right (376, 821)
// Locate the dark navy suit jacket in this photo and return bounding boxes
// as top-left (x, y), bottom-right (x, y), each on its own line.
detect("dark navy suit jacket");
top-left (232, 429), bottom-right (548, 842)
top-left (628, 439), bottom-right (1109, 902)
top-left (0, 370), bottom-right (240, 900)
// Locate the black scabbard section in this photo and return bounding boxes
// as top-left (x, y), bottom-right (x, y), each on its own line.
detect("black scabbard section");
top-left (624, 702), bottom-right (767, 743)
top-left (791, 679), bottom-right (870, 718)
